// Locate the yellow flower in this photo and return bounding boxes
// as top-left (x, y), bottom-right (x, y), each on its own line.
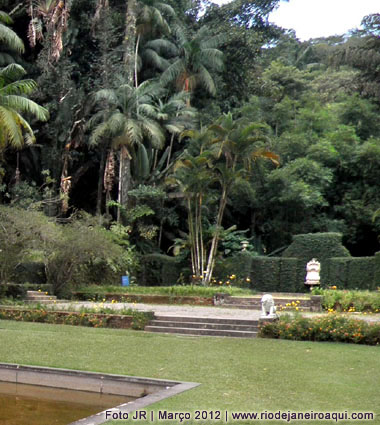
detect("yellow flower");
top-left (246, 277), bottom-right (251, 282)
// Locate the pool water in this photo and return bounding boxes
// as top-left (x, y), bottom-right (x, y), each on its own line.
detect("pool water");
top-left (0, 382), bottom-right (135, 425)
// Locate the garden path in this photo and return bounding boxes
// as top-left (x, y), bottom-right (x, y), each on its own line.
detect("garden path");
top-left (55, 301), bottom-right (380, 323)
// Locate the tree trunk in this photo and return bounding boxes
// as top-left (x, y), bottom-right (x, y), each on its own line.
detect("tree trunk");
top-left (117, 146), bottom-right (132, 222)
top-left (117, 0), bottom-right (137, 222)
top-left (96, 148), bottom-right (106, 216)
top-left (204, 187), bottom-right (228, 284)
top-left (124, 0), bottom-right (137, 85)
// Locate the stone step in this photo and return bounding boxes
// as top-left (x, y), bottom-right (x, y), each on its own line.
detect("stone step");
top-left (26, 295), bottom-right (57, 301)
top-left (228, 296), bottom-right (310, 304)
top-left (222, 303), bottom-right (311, 311)
top-left (145, 316), bottom-right (259, 338)
top-left (26, 291), bottom-right (53, 296)
top-left (25, 299), bottom-right (60, 304)
top-left (155, 316), bottom-right (258, 326)
top-left (149, 320), bottom-right (258, 332)
top-left (144, 326), bottom-right (257, 338)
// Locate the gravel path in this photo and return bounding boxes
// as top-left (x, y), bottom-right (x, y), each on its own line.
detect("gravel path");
top-left (55, 301), bottom-right (380, 323)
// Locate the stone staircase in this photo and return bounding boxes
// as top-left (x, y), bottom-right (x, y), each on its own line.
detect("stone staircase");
top-left (145, 316), bottom-right (259, 338)
top-left (216, 293), bottom-right (320, 312)
top-left (25, 290), bottom-right (59, 304)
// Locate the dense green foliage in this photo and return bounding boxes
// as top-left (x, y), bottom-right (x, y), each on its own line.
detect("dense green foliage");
top-left (0, 2), bottom-right (379, 287)
top-left (0, 206), bottom-right (138, 295)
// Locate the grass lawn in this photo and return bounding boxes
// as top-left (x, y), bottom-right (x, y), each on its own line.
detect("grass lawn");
top-left (74, 285), bottom-right (254, 297)
top-left (0, 320), bottom-right (379, 424)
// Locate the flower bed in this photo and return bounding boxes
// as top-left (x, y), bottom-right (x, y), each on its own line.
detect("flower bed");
top-left (0, 307), bottom-right (153, 330)
top-left (259, 314), bottom-right (380, 345)
top-left (313, 289), bottom-right (380, 313)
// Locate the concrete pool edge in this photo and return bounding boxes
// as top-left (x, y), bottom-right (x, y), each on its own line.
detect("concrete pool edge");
top-left (0, 363), bottom-right (200, 425)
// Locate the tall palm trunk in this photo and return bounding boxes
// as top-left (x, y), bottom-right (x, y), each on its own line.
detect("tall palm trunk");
top-left (117, 146), bottom-right (132, 222)
top-left (96, 148), bottom-right (106, 216)
top-left (117, 0), bottom-right (137, 221)
top-left (123, 0), bottom-right (137, 85)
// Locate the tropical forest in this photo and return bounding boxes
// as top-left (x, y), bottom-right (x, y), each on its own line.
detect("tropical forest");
top-left (1, 0), bottom-right (380, 294)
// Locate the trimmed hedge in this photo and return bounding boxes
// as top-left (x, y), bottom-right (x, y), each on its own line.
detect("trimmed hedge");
top-left (282, 233), bottom-right (351, 261)
top-left (283, 233), bottom-right (350, 287)
top-left (328, 257), bottom-right (376, 290)
top-left (246, 233), bottom-right (379, 292)
top-left (375, 252), bottom-right (380, 288)
top-left (250, 257), bottom-right (302, 292)
top-left (138, 253), bottom-right (185, 286)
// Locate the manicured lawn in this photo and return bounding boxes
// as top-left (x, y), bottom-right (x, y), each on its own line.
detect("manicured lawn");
top-left (0, 320), bottom-right (379, 424)
top-left (74, 284), bottom-right (253, 298)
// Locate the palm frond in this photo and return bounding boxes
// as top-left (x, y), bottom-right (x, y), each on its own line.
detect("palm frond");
top-left (144, 38), bottom-right (178, 57)
top-left (94, 89), bottom-right (119, 106)
top-left (1, 95), bottom-right (49, 121)
top-left (89, 121), bottom-right (110, 146)
top-left (0, 11), bottom-right (13, 25)
top-left (0, 105), bottom-right (25, 148)
top-left (125, 119), bottom-right (143, 145)
top-left (160, 60), bottom-right (185, 87)
top-left (141, 118), bottom-right (165, 149)
top-left (0, 63), bottom-right (26, 85)
top-left (198, 48), bottom-right (224, 70)
top-left (107, 112), bottom-right (128, 135)
top-left (0, 22), bottom-right (25, 54)
top-left (0, 79), bottom-right (38, 96)
top-left (197, 65), bottom-right (216, 95)
top-left (0, 52), bottom-right (18, 66)
top-left (138, 103), bottom-right (157, 118)
top-left (142, 48), bottom-right (170, 71)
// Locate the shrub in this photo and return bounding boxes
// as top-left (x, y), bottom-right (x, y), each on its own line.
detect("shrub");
top-left (0, 306), bottom-right (153, 330)
top-left (0, 206), bottom-right (139, 297)
top-left (46, 218), bottom-right (138, 297)
top-left (0, 206), bottom-right (59, 283)
top-left (259, 314), bottom-right (380, 345)
top-left (0, 284), bottom-right (27, 299)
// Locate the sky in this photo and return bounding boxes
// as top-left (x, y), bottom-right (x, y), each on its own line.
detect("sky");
top-left (212, 0), bottom-right (379, 41)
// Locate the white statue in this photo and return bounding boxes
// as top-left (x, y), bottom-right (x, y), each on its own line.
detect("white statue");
top-left (305, 258), bottom-right (321, 290)
top-left (260, 294), bottom-right (278, 319)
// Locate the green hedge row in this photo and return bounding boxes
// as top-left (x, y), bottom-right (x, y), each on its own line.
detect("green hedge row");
top-left (244, 233), bottom-right (380, 292)
top-left (250, 257), bottom-right (302, 292)
top-left (137, 253), bottom-right (185, 286)
top-left (248, 256), bottom-right (379, 292)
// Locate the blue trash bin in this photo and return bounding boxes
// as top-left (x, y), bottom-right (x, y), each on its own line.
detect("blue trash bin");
top-left (121, 275), bottom-right (130, 286)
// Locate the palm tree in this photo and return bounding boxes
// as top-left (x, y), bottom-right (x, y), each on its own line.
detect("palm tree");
top-left (153, 90), bottom-right (197, 169)
top-left (159, 26), bottom-right (224, 104)
top-left (202, 113), bottom-right (279, 283)
top-left (0, 10), bottom-right (24, 65)
top-left (27, 0), bottom-right (71, 63)
top-left (0, 63), bottom-right (49, 152)
top-left (89, 79), bottom-right (165, 221)
top-left (134, 0), bottom-right (176, 86)
top-left (171, 127), bottom-right (215, 280)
